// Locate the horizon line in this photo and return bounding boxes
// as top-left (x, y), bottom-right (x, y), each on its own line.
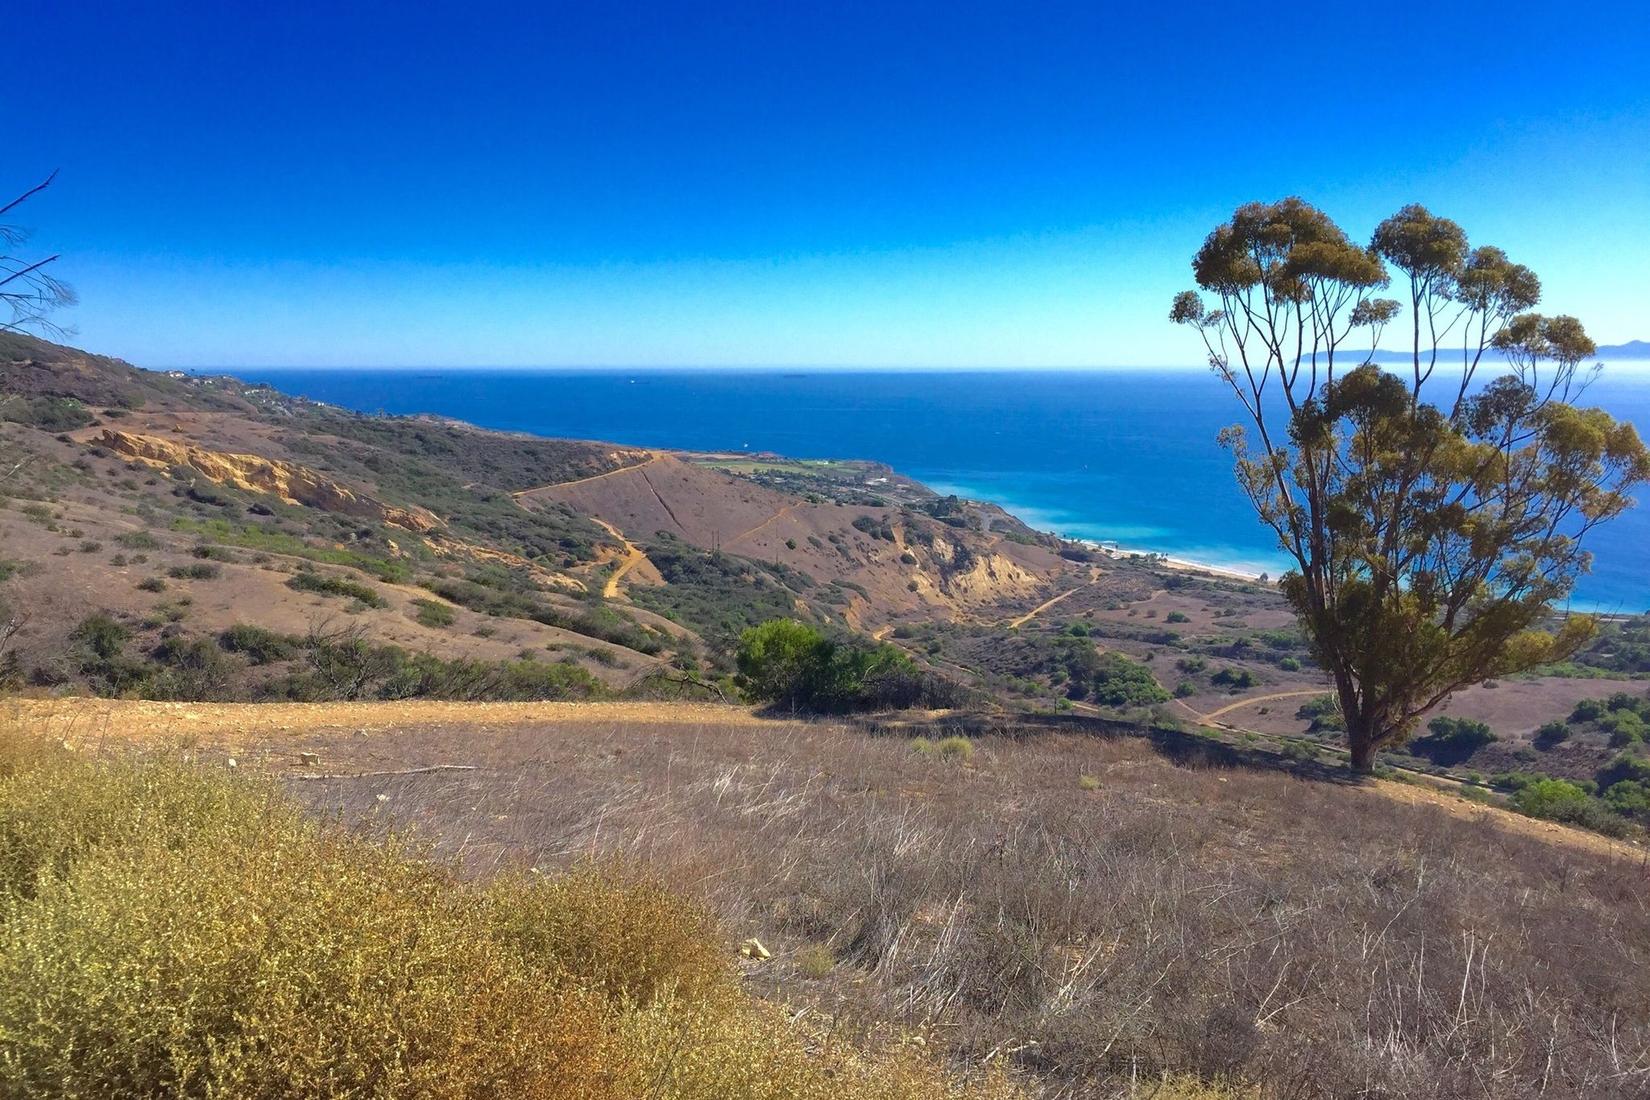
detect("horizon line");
top-left (164, 358), bottom-right (1650, 374)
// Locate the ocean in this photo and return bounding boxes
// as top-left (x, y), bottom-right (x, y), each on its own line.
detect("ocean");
top-left (222, 366), bottom-right (1650, 613)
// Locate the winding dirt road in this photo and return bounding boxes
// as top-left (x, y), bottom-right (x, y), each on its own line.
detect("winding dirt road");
top-left (1192, 688), bottom-right (1328, 723)
top-left (590, 518), bottom-right (649, 598)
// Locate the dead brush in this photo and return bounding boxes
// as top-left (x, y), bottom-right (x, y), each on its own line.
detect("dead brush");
top-left (281, 714), bottom-right (1650, 1099)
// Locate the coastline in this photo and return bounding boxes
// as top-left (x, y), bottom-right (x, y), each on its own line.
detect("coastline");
top-left (916, 475), bottom-right (1279, 586)
top-left (1074, 541), bottom-right (1268, 584)
top-left (216, 366), bottom-right (1649, 611)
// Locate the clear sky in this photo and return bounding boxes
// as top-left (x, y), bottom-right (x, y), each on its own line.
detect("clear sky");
top-left (11, 1), bottom-right (1650, 368)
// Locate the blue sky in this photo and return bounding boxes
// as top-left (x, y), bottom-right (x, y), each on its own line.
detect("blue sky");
top-left (12, 1), bottom-right (1650, 367)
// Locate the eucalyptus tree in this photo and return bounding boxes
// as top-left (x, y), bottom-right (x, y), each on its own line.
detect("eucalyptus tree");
top-left (1171, 198), bottom-right (1648, 772)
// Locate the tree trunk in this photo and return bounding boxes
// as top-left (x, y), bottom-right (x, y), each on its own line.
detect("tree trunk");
top-left (1347, 728), bottom-right (1378, 775)
top-left (1335, 681), bottom-right (1377, 775)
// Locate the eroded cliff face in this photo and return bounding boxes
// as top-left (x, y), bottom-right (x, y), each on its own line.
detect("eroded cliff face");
top-left (96, 430), bottom-right (443, 533)
top-left (910, 532), bottom-right (1047, 606)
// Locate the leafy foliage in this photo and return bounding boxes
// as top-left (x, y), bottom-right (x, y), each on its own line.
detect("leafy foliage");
top-left (1407, 716), bottom-right (1497, 765)
top-left (735, 620), bottom-right (961, 713)
top-left (286, 569), bottom-right (386, 607)
top-left (0, 396), bottom-right (94, 431)
top-left (630, 537), bottom-right (814, 659)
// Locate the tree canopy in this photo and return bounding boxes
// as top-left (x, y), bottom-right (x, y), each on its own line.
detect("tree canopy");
top-left (1172, 198), bottom-right (1649, 771)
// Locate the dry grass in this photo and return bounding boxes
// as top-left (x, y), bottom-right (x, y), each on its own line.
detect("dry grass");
top-left (0, 726), bottom-right (1021, 1100)
top-left (243, 711), bottom-right (1650, 1099)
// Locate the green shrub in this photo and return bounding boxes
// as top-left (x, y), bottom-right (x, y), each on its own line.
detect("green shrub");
top-left (1296, 694), bottom-right (1344, 732)
top-left (1532, 720), bottom-right (1571, 749)
top-left (1211, 667), bottom-right (1257, 691)
top-left (425, 570), bottom-right (661, 655)
top-left (1601, 708), bottom-right (1647, 747)
top-left (69, 613), bottom-right (129, 662)
top-left (145, 636), bottom-right (236, 701)
top-left (1597, 752), bottom-right (1650, 790)
top-left (1512, 777), bottom-right (1589, 817)
top-left (734, 619), bottom-right (959, 713)
top-left (1084, 652), bottom-right (1170, 707)
top-left (167, 562), bottom-right (221, 581)
top-left (933, 736), bottom-right (974, 764)
top-left (1511, 778), bottom-right (1625, 835)
top-left (1603, 780), bottom-right (1650, 816)
top-left (170, 519), bottom-right (410, 583)
top-left (1408, 716), bottom-right (1497, 765)
top-left (217, 624), bottom-right (301, 664)
top-left (1570, 698), bottom-right (1607, 723)
top-left (1606, 691), bottom-right (1649, 714)
top-left (411, 597), bottom-right (457, 628)
top-left (287, 570), bottom-right (385, 608)
top-left (1282, 739), bottom-right (1321, 763)
top-left (1, 396), bottom-right (95, 431)
top-left (267, 634), bottom-right (604, 704)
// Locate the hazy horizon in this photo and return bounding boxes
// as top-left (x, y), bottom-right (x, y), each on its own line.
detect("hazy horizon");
top-left (175, 357), bottom-right (1650, 375)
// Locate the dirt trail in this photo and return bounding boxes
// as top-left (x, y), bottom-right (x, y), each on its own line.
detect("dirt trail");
top-left (1193, 689), bottom-right (1327, 723)
top-left (511, 453), bottom-right (660, 498)
top-left (1006, 575), bottom-right (1095, 628)
top-left (590, 518), bottom-right (649, 598)
top-left (724, 503), bottom-right (796, 548)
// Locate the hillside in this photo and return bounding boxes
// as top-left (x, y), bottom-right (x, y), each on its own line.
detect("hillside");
top-left (0, 334), bottom-right (1071, 699)
top-left (7, 335), bottom-right (1650, 1096)
top-left (5, 334), bottom-right (1649, 826)
top-left (10, 696), bottom-right (1647, 1098)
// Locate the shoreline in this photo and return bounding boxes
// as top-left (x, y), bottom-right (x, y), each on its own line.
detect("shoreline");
top-left (918, 476), bottom-right (1279, 586)
top-left (1072, 540), bottom-right (1268, 584)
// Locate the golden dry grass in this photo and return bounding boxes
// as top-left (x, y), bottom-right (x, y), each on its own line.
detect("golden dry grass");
top-left (9, 700), bottom-right (1650, 1096)
top-left (253, 709), bottom-right (1650, 1099)
top-left (0, 726), bottom-right (1024, 1100)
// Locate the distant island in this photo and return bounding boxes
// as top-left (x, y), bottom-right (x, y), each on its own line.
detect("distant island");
top-left (1357, 339), bottom-right (1650, 363)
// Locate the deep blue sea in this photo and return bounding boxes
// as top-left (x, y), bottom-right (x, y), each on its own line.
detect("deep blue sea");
top-left (223, 366), bottom-right (1650, 613)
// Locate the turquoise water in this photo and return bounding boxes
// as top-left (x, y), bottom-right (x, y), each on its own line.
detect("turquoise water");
top-left (224, 366), bottom-right (1650, 613)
